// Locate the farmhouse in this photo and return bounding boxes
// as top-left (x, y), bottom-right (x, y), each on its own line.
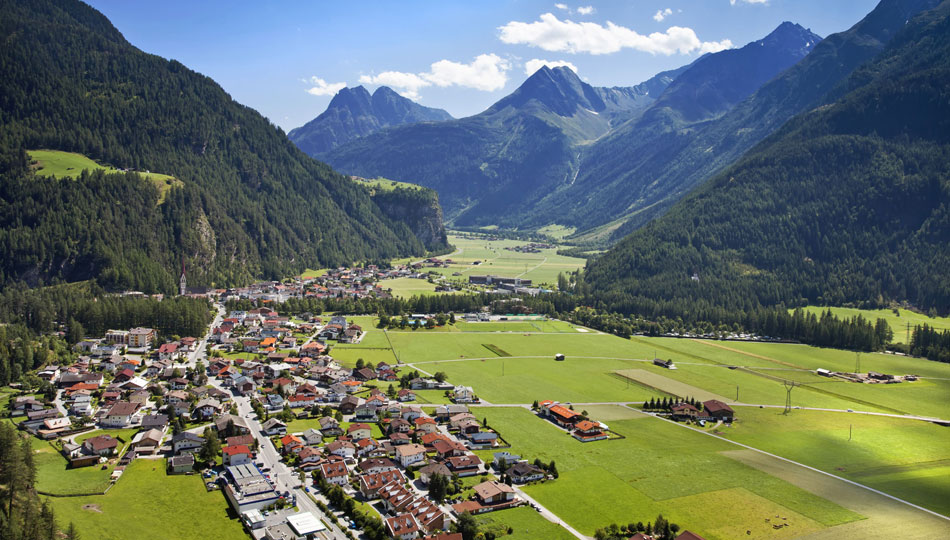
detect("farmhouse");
top-left (700, 400), bottom-right (735, 422)
top-left (572, 420), bottom-right (608, 442)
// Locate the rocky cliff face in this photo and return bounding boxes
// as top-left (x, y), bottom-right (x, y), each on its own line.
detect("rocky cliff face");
top-left (369, 187), bottom-right (448, 252)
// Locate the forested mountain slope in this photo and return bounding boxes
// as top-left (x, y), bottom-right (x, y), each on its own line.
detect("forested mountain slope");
top-left (545, 0), bottom-right (940, 240)
top-left (288, 85), bottom-right (453, 156)
top-left (584, 0), bottom-right (950, 316)
top-left (0, 0), bottom-right (445, 294)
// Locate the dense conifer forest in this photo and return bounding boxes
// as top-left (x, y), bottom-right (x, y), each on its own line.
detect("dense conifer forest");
top-left (583, 2), bottom-right (950, 318)
top-left (0, 0), bottom-right (441, 296)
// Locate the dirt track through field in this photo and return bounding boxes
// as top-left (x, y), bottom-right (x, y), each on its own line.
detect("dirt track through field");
top-left (724, 449), bottom-right (950, 539)
top-left (691, 339), bottom-right (804, 369)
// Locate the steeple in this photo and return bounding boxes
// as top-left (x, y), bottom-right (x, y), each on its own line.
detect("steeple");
top-left (179, 258), bottom-right (186, 296)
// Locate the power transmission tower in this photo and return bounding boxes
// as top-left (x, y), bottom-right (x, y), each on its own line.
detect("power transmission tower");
top-left (783, 380), bottom-right (799, 415)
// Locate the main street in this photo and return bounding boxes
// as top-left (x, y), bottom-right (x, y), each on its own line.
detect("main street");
top-left (198, 303), bottom-right (348, 540)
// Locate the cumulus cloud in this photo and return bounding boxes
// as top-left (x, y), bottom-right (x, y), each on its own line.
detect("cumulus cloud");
top-left (305, 76), bottom-right (346, 96)
top-left (554, 3), bottom-right (568, 10)
top-left (499, 13), bottom-right (732, 56)
top-left (524, 58), bottom-right (578, 75)
top-left (730, 0), bottom-right (768, 4)
top-left (359, 54), bottom-right (511, 100)
top-left (653, 8), bottom-right (673, 22)
top-left (577, 6), bottom-right (594, 15)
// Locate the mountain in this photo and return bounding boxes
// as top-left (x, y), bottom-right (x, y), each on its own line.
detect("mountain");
top-left (288, 86), bottom-right (453, 156)
top-left (535, 0), bottom-right (940, 241)
top-left (584, 0), bottom-right (950, 316)
top-left (0, 0), bottom-right (446, 294)
top-left (517, 22), bottom-right (823, 237)
top-left (323, 23), bottom-right (817, 229)
top-left (321, 64), bottom-right (687, 222)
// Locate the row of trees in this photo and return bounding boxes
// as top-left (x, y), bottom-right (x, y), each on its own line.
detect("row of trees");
top-left (0, 422), bottom-right (79, 540)
top-left (594, 514), bottom-right (681, 540)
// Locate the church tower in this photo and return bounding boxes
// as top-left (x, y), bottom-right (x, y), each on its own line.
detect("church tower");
top-left (179, 258), bottom-right (187, 296)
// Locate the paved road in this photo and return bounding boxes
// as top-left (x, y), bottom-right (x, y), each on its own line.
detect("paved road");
top-left (199, 304), bottom-right (346, 540)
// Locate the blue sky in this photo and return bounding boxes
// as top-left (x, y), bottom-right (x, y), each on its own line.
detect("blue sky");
top-left (87, 0), bottom-right (879, 131)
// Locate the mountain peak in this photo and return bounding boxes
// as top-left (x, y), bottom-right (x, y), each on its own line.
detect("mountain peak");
top-left (757, 21), bottom-right (822, 53)
top-left (289, 85), bottom-right (452, 156)
top-left (490, 63), bottom-right (604, 117)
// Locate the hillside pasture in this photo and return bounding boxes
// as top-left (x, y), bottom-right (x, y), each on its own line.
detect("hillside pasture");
top-left (29, 149), bottom-right (181, 203)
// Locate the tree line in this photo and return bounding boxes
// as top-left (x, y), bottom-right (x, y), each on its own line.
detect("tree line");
top-left (0, 422), bottom-right (79, 540)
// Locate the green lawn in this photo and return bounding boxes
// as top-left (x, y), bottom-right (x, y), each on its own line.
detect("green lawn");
top-left (28, 149), bottom-right (181, 203)
top-left (34, 429), bottom-right (138, 496)
top-left (795, 306), bottom-right (950, 344)
top-left (472, 407), bottom-right (863, 539)
top-left (47, 459), bottom-right (246, 540)
top-left (719, 407), bottom-right (950, 516)
top-left (475, 506), bottom-right (577, 540)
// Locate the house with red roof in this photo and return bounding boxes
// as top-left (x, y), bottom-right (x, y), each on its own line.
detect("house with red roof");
top-left (222, 444), bottom-right (252, 466)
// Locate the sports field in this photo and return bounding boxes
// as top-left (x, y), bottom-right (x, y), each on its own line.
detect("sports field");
top-left (794, 306), bottom-right (950, 344)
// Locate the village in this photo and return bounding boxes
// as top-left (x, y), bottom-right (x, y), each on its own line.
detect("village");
top-left (9, 304), bottom-right (584, 540)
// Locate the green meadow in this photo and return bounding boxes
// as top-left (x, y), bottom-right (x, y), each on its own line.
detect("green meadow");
top-left (720, 407), bottom-right (950, 516)
top-left (794, 306), bottom-right (950, 344)
top-left (472, 407), bottom-right (863, 539)
top-left (29, 149), bottom-right (181, 203)
top-left (425, 233), bottom-right (585, 286)
top-left (47, 459), bottom-right (245, 540)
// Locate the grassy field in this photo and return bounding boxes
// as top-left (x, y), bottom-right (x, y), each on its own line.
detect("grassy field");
top-left (472, 407), bottom-right (863, 539)
top-left (48, 459), bottom-right (246, 540)
top-left (426, 233), bottom-right (585, 286)
top-left (475, 506), bottom-right (577, 540)
top-left (351, 176), bottom-right (426, 192)
top-left (380, 276), bottom-right (451, 298)
top-left (719, 407), bottom-right (950, 516)
top-left (725, 449), bottom-right (950, 539)
top-left (34, 428), bottom-right (139, 495)
top-left (535, 224), bottom-right (577, 240)
top-left (795, 306), bottom-right (950, 344)
top-left (29, 149), bottom-right (181, 203)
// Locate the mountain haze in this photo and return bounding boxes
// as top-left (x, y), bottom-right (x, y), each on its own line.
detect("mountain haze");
top-left (288, 85), bottom-right (453, 156)
top-left (323, 24), bottom-right (820, 230)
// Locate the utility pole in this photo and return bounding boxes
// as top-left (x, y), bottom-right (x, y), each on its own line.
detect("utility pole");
top-left (736, 385), bottom-right (739, 402)
top-left (783, 380), bottom-right (799, 415)
top-left (907, 321), bottom-right (911, 345)
top-left (855, 352), bottom-right (861, 374)
top-left (849, 424), bottom-right (852, 441)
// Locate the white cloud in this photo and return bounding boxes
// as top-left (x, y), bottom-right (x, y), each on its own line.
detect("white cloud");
top-left (524, 58), bottom-right (578, 75)
top-left (577, 6), bottom-right (594, 15)
top-left (653, 8), bottom-right (673, 22)
top-left (305, 76), bottom-right (346, 96)
top-left (730, 0), bottom-right (768, 4)
top-left (554, 3), bottom-right (569, 10)
top-left (359, 54), bottom-right (511, 100)
top-left (499, 13), bottom-right (732, 56)
top-left (358, 71), bottom-right (429, 100)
